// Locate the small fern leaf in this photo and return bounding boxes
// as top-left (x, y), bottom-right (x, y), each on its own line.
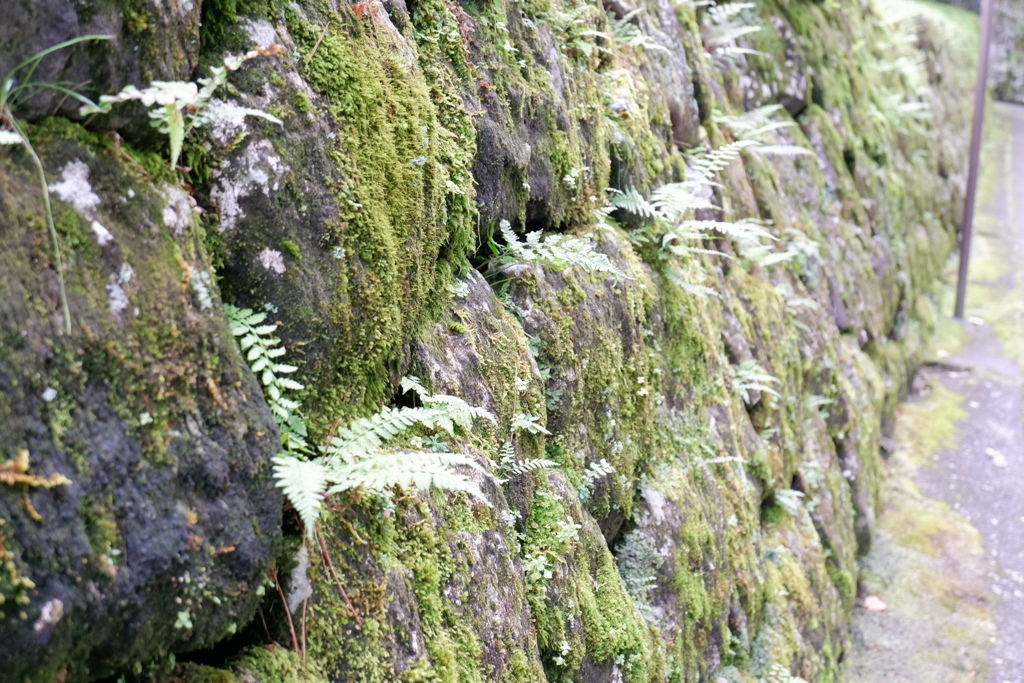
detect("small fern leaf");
top-left (505, 458), bottom-right (560, 476)
top-left (609, 186), bottom-right (658, 218)
top-left (331, 451), bottom-right (490, 505)
top-left (333, 406), bottom-right (426, 455)
top-left (401, 375), bottom-right (430, 398)
top-left (498, 440), bottom-right (516, 465)
top-left (273, 456), bottom-right (329, 538)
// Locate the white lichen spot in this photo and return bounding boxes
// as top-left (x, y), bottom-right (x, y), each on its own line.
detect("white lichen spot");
top-left (48, 160), bottom-right (100, 216)
top-left (106, 283), bottom-right (129, 318)
top-left (210, 139), bottom-right (288, 231)
top-left (127, 188), bottom-right (136, 199)
top-left (258, 248), bottom-right (286, 275)
top-left (41, 387), bottom-right (57, 403)
top-left (243, 18), bottom-right (279, 48)
top-left (33, 599), bottom-right (64, 634)
top-left (117, 263), bottom-right (134, 284)
top-left (162, 185), bottom-right (193, 234)
top-left (207, 100), bottom-right (258, 145)
top-left (90, 221), bottom-right (114, 246)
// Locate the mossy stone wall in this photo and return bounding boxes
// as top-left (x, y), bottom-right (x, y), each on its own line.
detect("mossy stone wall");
top-left (0, 0), bottom-right (978, 681)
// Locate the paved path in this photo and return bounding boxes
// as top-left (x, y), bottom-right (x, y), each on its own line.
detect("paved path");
top-left (845, 102), bottom-right (1024, 682)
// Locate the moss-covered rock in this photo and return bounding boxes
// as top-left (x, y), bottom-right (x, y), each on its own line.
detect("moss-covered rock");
top-left (0, 124), bottom-right (281, 680)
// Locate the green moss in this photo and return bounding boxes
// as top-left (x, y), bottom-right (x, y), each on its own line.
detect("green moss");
top-left (280, 239), bottom-right (303, 262)
top-left (272, 2), bottom-right (475, 419)
top-left (292, 90), bottom-right (313, 114)
top-left (170, 645), bottom-right (327, 682)
top-left (199, 0), bottom-right (262, 50)
top-left (446, 320), bottom-right (468, 335)
top-left (894, 382), bottom-right (966, 467)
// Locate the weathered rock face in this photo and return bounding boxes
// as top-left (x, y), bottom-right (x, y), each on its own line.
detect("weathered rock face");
top-left (0, 0), bottom-right (977, 682)
top-left (0, 126), bottom-right (281, 680)
top-left (0, 0), bottom-right (202, 121)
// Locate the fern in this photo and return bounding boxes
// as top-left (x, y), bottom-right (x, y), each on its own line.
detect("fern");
top-left (402, 376), bottom-right (495, 431)
top-left (489, 220), bottom-right (631, 280)
top-left (705, 1), bottom-right (756, 24)
top-left (498, 440), bottom-right (559, 479)
top-left (689, 139), bottom-right (761, 182)
top-left (701, 1), bottom-right (764, 67)
top-left (759, 662), bottom-right (808, 683)
top-left (323, 450), bottom-right (488, 501)
top-left (712, 106), bottom-right (816, 162)
top-left (773, 489), bottom-right (805, 517)
top-left (81, 46), bottom-right (285, 168)
top-left (610, 9), bottom-right (670, 54)
top-left (226, 306), bottom-right (495, 537)
top-left (732, 360), bottom-right (780, 404)
top-left (274, 377), bottom-right (494, 537)
top-left (577, 458), bottom-right (616, 502)
top-left (225, 305), bottom-right (308, 450)
top-left (272, 456), bottom-right (330, 535)
top-left (608, 186), bottom-right (659, 218)
top-left (605, 102), bottom-right (813, 288)
top-left (512, 413), bottom-right (552, 435)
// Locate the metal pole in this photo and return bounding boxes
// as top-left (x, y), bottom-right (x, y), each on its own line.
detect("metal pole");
top-left (955, 0), bottom-right (996, 319)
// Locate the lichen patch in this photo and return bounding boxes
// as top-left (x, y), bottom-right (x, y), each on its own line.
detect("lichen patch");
top-left (258, 248), bottom-right (286, 275)
top-left (90, 221), bottom-right (114, 246)
top-left (210, 139), bottom-right (288, 231)
top-left (48, 160), bottom-right (101, 217)
top-left (161, 185), bottom-right (194, 234)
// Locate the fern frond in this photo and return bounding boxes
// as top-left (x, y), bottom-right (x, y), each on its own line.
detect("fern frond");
top-left (505, 459), bottom-right (561, 476)
top-left (328, 406), bottom-right (433, 461)
top-left (400, 375), bottom-right (430, 398)
top-left (706, 2), bottom-right (756, 24)
top-left (513, 413), bottom-right (552, 435)
top-left (327, 450), bottom-right (489, 504)
top-left (732, 360), bottom-right (781, 403)
top-left (491, 221), bottom-right (632, 281)
top-left (752, 145), bottom-right (815, 158)
top-left (496, 440), bottom-right (558, 478)
top-left (705, 24), bottom-right (762, 48)
top-left (226, 303), bottom-right (308, 449)
top-left (577, 457), bottom-right (616, 501)
top-left (649, 182), bottom-right (715, 221)
top-left (689, 139), bottom-right (759, 182)
top-left (273, 456), bottom-right (329, 539)
top-left (665, 268), bottom-right (720, 299)
top-left (421, 393), bottom-right (496, 430)
top-left (499, 440), bottom-right (517, 467)
top-left (398, 376), bottom-right (495, 431)
top-left (608, 186), bottom-right (659, 218)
